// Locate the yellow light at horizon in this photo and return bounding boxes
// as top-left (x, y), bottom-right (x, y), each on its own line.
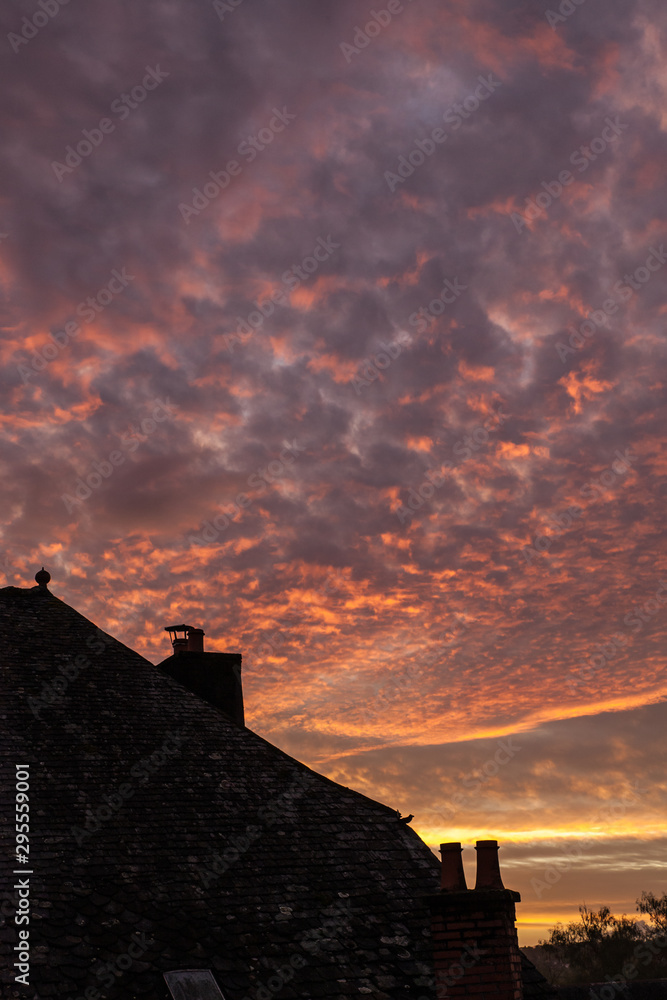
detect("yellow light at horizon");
top-left (416, 824), bottom-right (667, 845)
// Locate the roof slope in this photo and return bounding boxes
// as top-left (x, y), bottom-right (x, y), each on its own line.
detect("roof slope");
top-left (0, 585), bottom-right (440, 1000)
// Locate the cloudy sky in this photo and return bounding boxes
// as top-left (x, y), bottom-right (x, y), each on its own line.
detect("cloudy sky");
top-left (2, 0), bottom-right (666, 944)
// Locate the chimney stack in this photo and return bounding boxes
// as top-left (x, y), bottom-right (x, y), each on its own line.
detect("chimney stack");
top-left (475, 839), bottom-right (506, 890)
top-left (428, 840), bottom-right (523, 1000)
top-left (158, 625), bottom-right (244, 726)
top-left (185, 627), bottom-right (204, 653)
top-left (440, 842), bottom-right (468, 892)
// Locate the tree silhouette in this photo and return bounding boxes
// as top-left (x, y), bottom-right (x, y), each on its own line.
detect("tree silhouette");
top-left (530, 896), bottom-right (667, 985)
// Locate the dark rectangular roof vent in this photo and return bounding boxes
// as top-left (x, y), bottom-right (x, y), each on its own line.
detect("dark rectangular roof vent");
top-left (164, 969), bottom-right (226, 1000)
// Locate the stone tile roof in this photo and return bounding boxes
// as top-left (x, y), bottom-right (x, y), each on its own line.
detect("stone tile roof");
top-left (0, 581), bottom-right (551, 1000)
top-left (0, 584), bottom-right (440, 999)
top-left (557, 982), bottom-right (667, 1000)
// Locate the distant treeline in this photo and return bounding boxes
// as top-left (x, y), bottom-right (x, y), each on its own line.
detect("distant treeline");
top-left (523, 894), bottom-right (667, 987)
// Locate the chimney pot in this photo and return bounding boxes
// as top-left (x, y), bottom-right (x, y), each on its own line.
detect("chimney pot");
top-left (474, 839), bottom-right (506, 890)
top-left (439, 842), bottom-right (468, 891)
top-left (186, 627), bottom-right (205, 652)
top-left (164, 624), bottom-right (205, 655)
top-left (160, 624), bottom-right (244, 726)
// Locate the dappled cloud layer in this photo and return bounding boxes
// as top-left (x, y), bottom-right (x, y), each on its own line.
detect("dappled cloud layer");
top-left (1, 0), bottom-right (666, 938)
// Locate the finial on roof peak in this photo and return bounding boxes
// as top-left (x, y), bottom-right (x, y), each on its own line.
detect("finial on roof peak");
top-left (35, 567), bottom-right (51, 588)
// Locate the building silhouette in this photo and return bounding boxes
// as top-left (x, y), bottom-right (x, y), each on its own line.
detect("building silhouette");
top-left (0, 571), bottom-right (551, 1000)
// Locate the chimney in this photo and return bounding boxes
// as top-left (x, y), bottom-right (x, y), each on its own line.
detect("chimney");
top-left (440, 842), bottom-right (467, 892)
top-left (185, 627), bottom-right (204, 652)
top-left (475, 839), bottom-right (506, 890)
top-left (158, 625), bottom-right (244, 726)
top-left (428, 840), bottom-right (523, 1000)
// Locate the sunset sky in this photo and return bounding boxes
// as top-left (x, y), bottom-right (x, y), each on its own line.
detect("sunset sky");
top-left (2, 0), bottom-right (666, 945)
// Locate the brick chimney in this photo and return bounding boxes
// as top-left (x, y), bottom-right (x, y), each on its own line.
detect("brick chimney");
top-left (428, 840), bottom-right (523, 1000)
top-left (158, 625), bottom-right (244, 726)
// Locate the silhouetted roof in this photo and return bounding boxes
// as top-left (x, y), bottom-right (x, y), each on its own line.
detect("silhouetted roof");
top-left (0, 582), bottom-right (552, 1000)
top-left (521, 953), bottom-right (559, 999)
top-left (0, 583), bottom-right (440, 999)
top-left (557, 981), bottom-right (667, 1000)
